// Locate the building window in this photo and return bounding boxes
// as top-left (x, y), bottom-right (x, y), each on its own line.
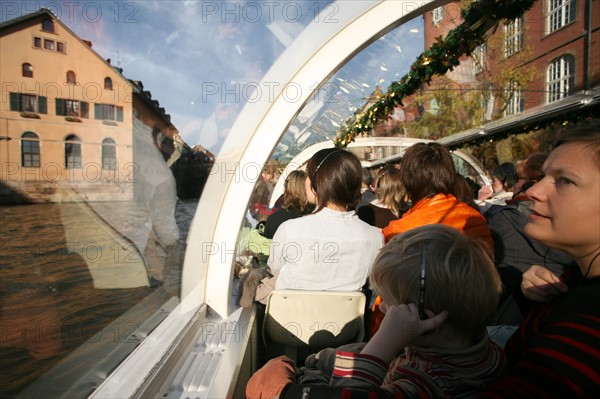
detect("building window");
top-left (42, 19), bottom-right (55, 33)
top-left (95, 104), bottom-right (123, 121)
top-left (66, 71), bottom-right (76, 84)
top-left (22, 63), bottom-right (33, 78)
top-left (473, 43), bottom-right (487, 74)
top-left (34, 37), bottom-right (64, 52)
top-left (56, 99), bottom-right (89, 118)
top-left (547, 55), bottom-right (575, 103)
top-left (65, 135), bottom-right (82, 169)
top-left (21, 132), bottom-right (40, 168)
top-left (505, 17), bottom-right (524, 57)
top-left (104, 77), bottom-right (113, 90)
top-left (432, 6), bottom-right (444, 25)
top-left (102, 138), bottom-right (117, 170)
top-left (9, 93), bottom-right (47, 114)
top-left (505, 81), bottom-right (524, 116)
top-left (547, 0), bottom-right (576, 33)
top-left (44, 39), bottom-right (55, 51)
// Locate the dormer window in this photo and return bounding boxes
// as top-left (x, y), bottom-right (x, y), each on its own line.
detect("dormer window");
top-left (42, 19), bottom-right (55, 33)
top-left (104, 77), bottom-right (113, 90)
top-left (22, 63), bottom-right (33, 78)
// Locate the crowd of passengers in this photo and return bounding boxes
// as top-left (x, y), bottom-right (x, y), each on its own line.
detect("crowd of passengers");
top-left (241, 120), bottom-right (599, 398)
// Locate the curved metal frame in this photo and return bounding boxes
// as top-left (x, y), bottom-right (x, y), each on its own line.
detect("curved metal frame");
top-left (182, 0), bottom-right (435, 318)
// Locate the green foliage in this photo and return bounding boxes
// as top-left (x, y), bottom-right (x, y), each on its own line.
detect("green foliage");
top-left (334, 0), bottom-right (536, 147)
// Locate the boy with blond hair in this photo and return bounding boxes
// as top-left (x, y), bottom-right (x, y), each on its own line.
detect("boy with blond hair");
top-left (248, 224), bottom-right (506, 398)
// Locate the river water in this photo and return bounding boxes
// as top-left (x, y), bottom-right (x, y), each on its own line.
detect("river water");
top-left (0, 199), bottom-right (198, 397)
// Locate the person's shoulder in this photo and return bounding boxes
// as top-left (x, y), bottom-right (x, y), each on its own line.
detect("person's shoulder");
top-left (364, 189), bottom-right (377, 201)
top-left (556, 276), bottom-right (600, 312)
top-left (279, 212), bottom-right (309, 226)
top-left (356, 216), bottom-right (381, 235)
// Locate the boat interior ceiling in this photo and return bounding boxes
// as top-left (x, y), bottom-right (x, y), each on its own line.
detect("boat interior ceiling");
top-left (3, 0), bottom-right (598, 398)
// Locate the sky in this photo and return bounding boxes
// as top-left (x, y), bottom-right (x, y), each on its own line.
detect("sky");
top-left (2, 1), bottom-right (424, 153)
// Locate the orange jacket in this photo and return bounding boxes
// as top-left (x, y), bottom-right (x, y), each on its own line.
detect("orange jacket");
top-left (382, 193), bottom-right (493, 255)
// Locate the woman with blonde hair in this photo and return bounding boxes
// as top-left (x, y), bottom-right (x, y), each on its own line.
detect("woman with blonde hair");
top-left (262, 170), bottom-right (313, 239)
top-left (357, 165), bottom-right (409, 228)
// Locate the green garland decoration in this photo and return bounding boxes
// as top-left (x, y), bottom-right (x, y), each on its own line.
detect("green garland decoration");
top-left (334, 0), bottom-right (535, 148)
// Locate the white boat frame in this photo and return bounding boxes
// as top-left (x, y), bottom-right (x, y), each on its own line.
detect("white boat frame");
top-left (91, 1), bottom-right (439, 398)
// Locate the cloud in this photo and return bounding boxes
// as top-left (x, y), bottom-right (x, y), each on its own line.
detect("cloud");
top-left (165, 30), bottom-right (179, 46)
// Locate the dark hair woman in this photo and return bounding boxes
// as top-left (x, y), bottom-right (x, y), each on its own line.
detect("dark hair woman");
top-left (266, 148), bottom-right (383, 292)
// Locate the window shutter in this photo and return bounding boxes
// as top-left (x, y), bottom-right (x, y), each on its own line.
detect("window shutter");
top-left (38, 96), bottom-right (47, 114)
top-left (56, 98), bottom-right (65, 116)
top-left (116, 106), bottom-right (123, 122)
top-left (10, 93), bottom-right (19, 111)
top-left (81, 102), bottom-right (88, 118)
top-left (95, 103), bottom-right (101, 119)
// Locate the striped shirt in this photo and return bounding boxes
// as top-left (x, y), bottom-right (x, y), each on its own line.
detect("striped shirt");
top-left (480, 273), bottom-right (600, 398)
top-left (330, 337), bottom-right (505, 398)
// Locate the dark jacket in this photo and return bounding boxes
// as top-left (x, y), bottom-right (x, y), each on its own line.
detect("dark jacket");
top-left (262, 207), bottom-right (303, 239)
top-left (486, 199), bottom-right (575, 313)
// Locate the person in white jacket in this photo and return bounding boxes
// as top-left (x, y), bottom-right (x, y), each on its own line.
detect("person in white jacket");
top-left (258, 149), bottom-right (383, 299)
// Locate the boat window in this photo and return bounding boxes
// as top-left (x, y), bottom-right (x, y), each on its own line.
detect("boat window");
top-left (0, 2), bottom-right (330, 396)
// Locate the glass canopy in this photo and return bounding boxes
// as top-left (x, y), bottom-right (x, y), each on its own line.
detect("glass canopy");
top-left (2, 0), bottom-right (597, 397)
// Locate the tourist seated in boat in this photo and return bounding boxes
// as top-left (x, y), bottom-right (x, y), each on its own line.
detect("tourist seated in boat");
top-left (254, 148), bottom-right (383, 304)
top-left (357, 165), bottom-right (409, 229)
top-left (355, 168), bottom-right (376, 211)
top-left (486, 151), bottom-right (574, 325)
top-left (246, 224), bottom-right (504, 398)
top-left (261, 170), bottom-right (314, 239)
top-left (249, 160), bottom-right (279, 215)
top-left (381, 142), bottom-right (493, 252)
top-left (479, 121), bottom-right (600, 398)
top-left (476, 162), bottom-right (517, 213)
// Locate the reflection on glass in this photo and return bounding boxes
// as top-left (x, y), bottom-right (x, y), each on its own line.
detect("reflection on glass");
top-left (274, 18), bottom-right (424, 164)
top-left (0, 1), bottom-right (334, 395)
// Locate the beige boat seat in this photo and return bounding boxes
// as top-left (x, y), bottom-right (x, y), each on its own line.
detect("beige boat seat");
top-left (262, 290), bottom-right (366, 361)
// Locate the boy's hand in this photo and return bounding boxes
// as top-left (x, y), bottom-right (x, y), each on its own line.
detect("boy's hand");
top-left (361, 304), bottom-right (448, 364)
top-left (521, 265), bottom-right (568, 302)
